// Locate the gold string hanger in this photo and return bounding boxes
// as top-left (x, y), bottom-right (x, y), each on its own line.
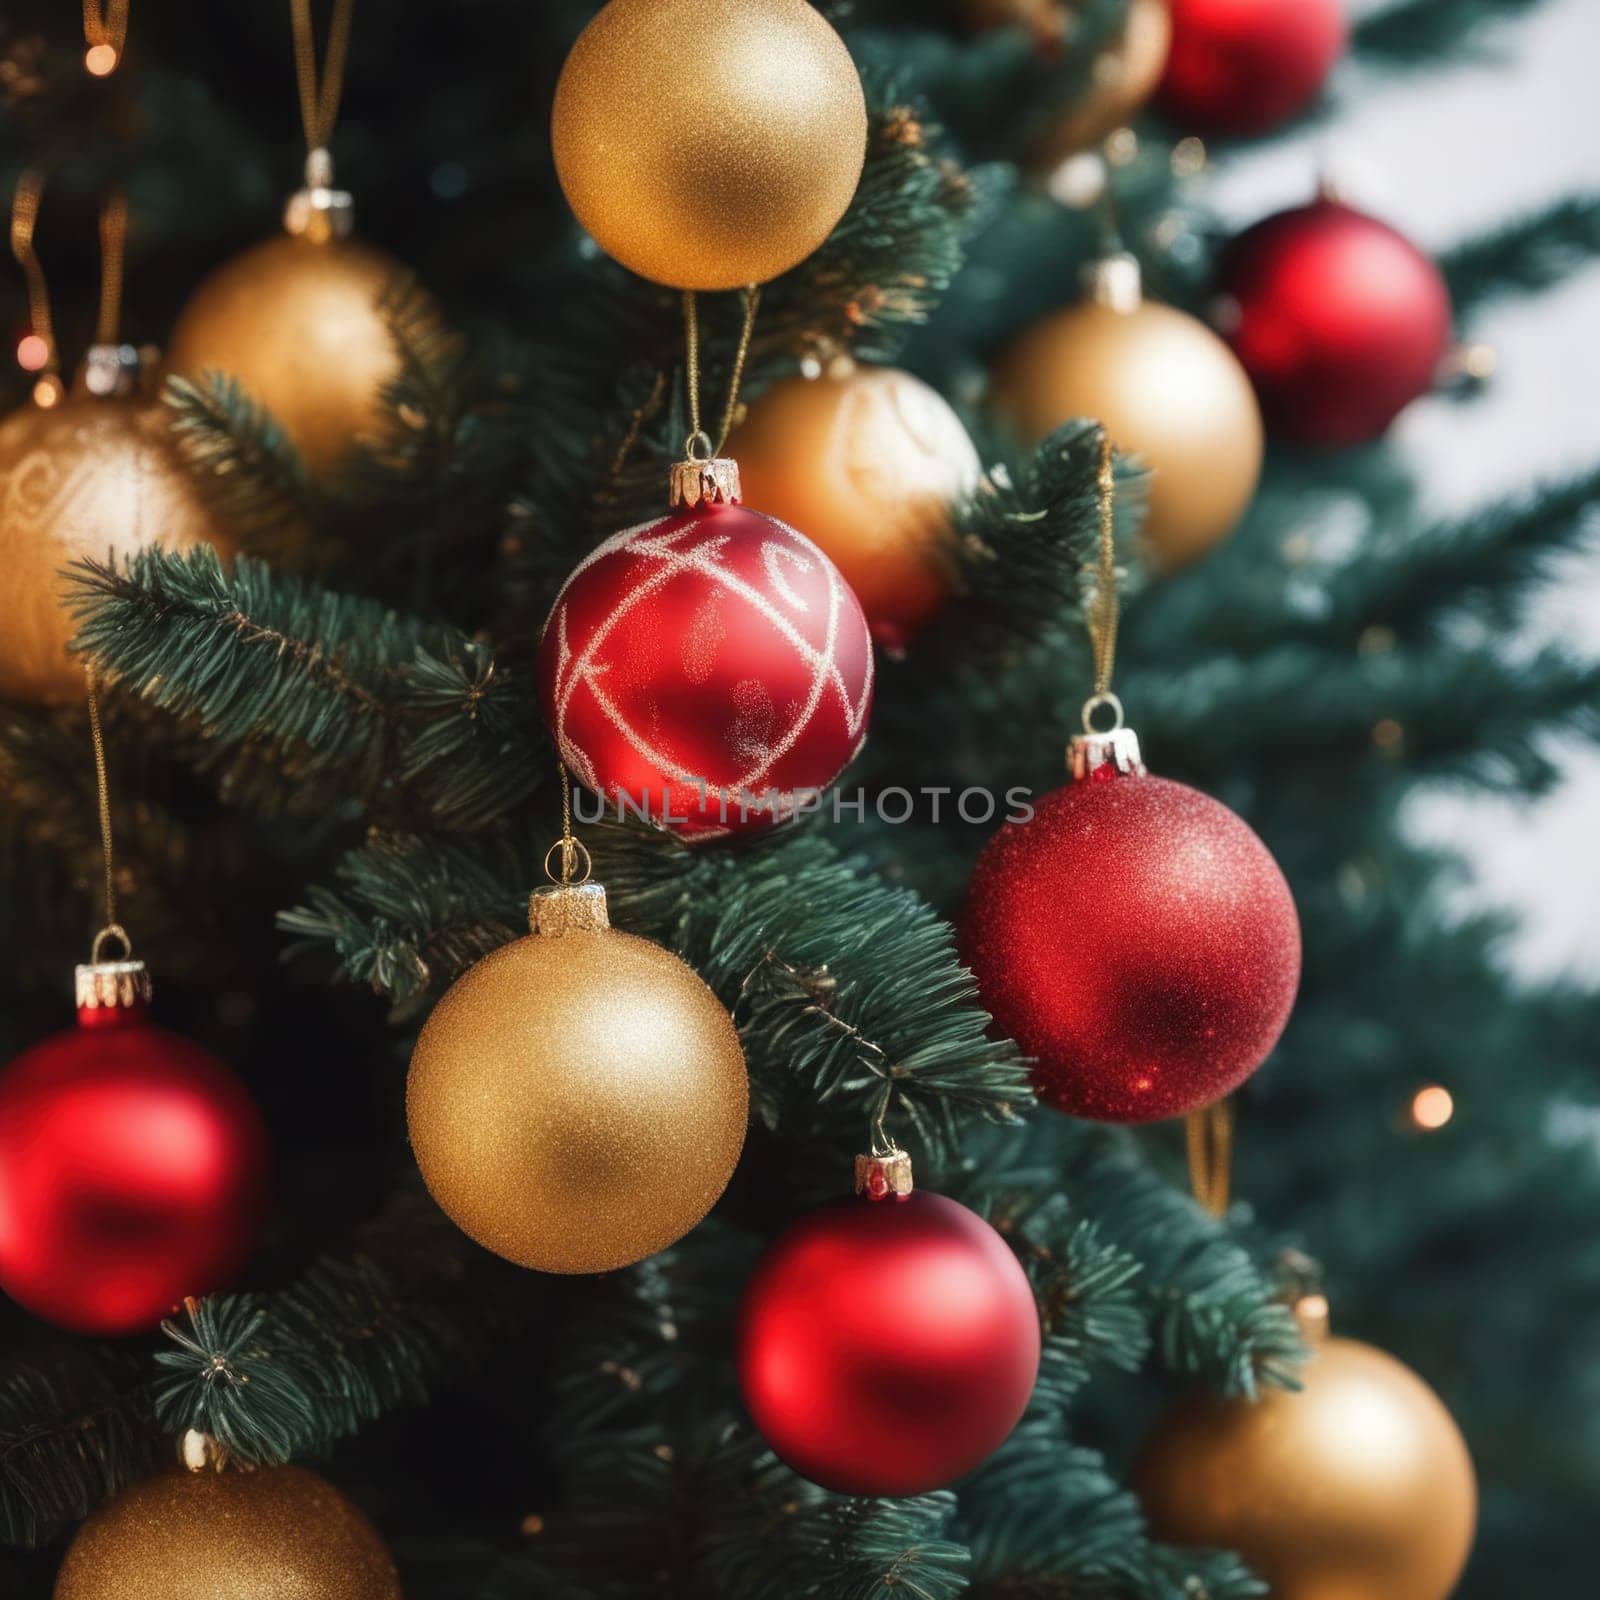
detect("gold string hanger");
top-left (10, 171), bottom-right (63, 406)
top-left (83, 0), bottom-right (131, 76)
top-left (290, 0), bottom-right (356, 158)
top-left (1186, 1098), bottom-right (1234, 1219)
top-left (1081, 429), bottom-right (1123, 733)
top-left (542, 760), bottom-right (593, 887)
top-left (84, 669), bottom-right (134, 965)
top-left (680, 285), bottom-right (761, 462)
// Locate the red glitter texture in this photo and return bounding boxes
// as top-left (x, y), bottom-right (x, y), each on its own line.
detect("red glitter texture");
top-left (737, 1191), bottom-right (1040, 1496)
top-left (538, 502), bottom-right (874, 836)
top-left (961, 771), bottom-right (1301, 1123)
top-left (0, 1004), bottom-right (268, 1334)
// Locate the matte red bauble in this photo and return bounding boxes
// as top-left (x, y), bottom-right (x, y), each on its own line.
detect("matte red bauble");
top-left (539, 461), bottom-right (874, 838)
top-left (1159, 0), bottom-right (1346, 136)
top-left (962, 728), bottom-right (1299, 1123)
top-left (737, 1153), bottom-right (1040, 1496)
top-left (0, 958), bottom-right (268, 1335)
top-left (1216, 198), bottom-right (1453, 446)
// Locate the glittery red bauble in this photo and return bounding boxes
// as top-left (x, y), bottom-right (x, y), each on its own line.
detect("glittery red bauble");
top-left (1159, 0), bottom-right (1346, 136)
top-left (962, 767), bottom-right (1300, 1123)
top-left (0, 997), bottom-right (268, 1335)
top-left (1217, 198), bottom-right (1453, 447)
top-left (737, 1190), bottom-right (1040, 1496)
top-left (539, 501), bottom-right (874, 837)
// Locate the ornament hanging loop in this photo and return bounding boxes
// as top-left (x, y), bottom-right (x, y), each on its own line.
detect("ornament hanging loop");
top-left (90, 923), bottom-right (134, 966)
top-left (542, 759), bottom-right (592, 887)
top-left (1081, 690), bottom-right (1125, 735)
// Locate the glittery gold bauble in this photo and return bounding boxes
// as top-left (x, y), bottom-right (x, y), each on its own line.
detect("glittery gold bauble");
top-left (0, 393), bottom-right (235, 705)
top-left (1136, 1333), bottom-right (1477, 1600)
top-left (164, 233), bottom-right (408, 480)
top-left (53, 1464), bottom-right (400, 1600)
top-left (992, 259), bottom-right (1261, 570)
top-left (407, 882), bottom-right (748, 1274)
top-left (551, 0), bottom-right (868, 290)
top-left (1037, 0), bottom-right (1171, 161)
top-left (726, 363), bottom-right (982, 649)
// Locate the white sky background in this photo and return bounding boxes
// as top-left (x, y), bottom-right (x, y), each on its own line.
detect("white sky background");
top-left (1200, 0), bottom-right (1600, 983)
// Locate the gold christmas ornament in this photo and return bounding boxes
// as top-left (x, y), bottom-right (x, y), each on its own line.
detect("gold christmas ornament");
top-left (1037, 0), bottom-right (1171, 162)
top-left (726, 362), bottom-right (982, 649)
top-left (164, 227), bottom-right (410, 481)
top-left (992, 253), bottom-right (1261, 571)
top-left (54, 1459), bottom-right (401, 1600)
top-left (407, 880), bottom-right (749, 1274)
top-left (0, 373), bottom-right (235, 705)
top-left (551, 0), bottom-right (868, 290)
top-left (1135, 1304), bottom-right (1477, 1600)
top-left (165, 4), bottom-right (430, 480)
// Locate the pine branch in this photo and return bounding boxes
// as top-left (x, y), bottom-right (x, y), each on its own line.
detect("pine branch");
top-left (153, 1190), bottom-right (534, 1466)
top-left (162, 374), bottom-right (315, 564)
top-left (279, 829), bottom-right (531, 1013)
top-left (1442, 193), bottom-right (1600, 315)
top-left (67, 548), bottom-right (542, 830)
top-left (930, 421), bottom-right (1147, 672)
top-left (1353, 0), bottom-right (1547, 61)
top-left (0, 1345), bottom-right (156, 1548)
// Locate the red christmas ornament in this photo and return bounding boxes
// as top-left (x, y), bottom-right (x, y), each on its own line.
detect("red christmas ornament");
top-left (1158, 0), bottom-right (1346, 136)
top-left (0, 955), bottom-right (268, 1335)
top-left (1216, 197), bottom-right (1453, 447)
top-left (962, 726), bottom-right (1300, 1123)
top-left (539, 457), bottom-right (874, 838)
top-left (737, 1150), bottom-right (1040, 1497)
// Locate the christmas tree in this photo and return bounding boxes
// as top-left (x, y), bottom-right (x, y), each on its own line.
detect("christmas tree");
top-left (2, 1), bottom-right (1597, 1595)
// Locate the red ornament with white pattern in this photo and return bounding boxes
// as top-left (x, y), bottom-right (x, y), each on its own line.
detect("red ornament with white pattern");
top-left (737, 1149), bottom-right (1040, 1496)
top-left (1216, 196), bottom-right (1454, 447)
top-left (539, 455), bottom-right (874, 837)
top-left (962, 720), bottom-right (1301, 1123)
top-left (0, 946), bottom-right (268, 1334)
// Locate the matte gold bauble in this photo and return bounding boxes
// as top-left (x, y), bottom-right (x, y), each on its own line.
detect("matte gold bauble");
top-left (992, 257), bottom-right (1261, 570)
top-left (407, 882), bottom-right (749, 1274)
top-left (1037, 0), bottom-right (1171, 161)
top-left (164, 233), bottom-right (406, 480)
top-left (1136, 1331), bottom-right (1477, 1600)
top-left (54, 1464), bottom-right (400, 1600)
top-left (0, 392), bottom-right (235, 705)
top-left (726, 363), bottom-right (982, 649)
top-left (551, 0), bottom-right (868, 290)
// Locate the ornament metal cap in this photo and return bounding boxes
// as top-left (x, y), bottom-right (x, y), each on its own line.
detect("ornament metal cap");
top-left (530, 881), bottom-right (610, 937)
top-left (180, 1428), bottom-right (232, 1474)
top-left (1069, 725), bottom-right (1146, 780)
top-left (1292, 1291), bottom-right (1332, 1344)
top-left (855, 1148), bottom-right (913, 1201)
top-left (74, 950), bottom-right (152, 1013)
top-left (77, 342), bottom-right (143, 399)
top-left (669, 455), bottom-right (742, 509)
top-left (1084, 251), bottom-right (1143, 313)
top-left (284, 146), bottom-right (354, 243)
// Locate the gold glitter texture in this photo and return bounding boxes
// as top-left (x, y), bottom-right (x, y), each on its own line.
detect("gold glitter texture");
top-left (551, 0), bottom-right (868, 290)
top-left (53, 1464), bottom-right (401, 1600)
top-left (406, 894), bottom-right (748, 1274)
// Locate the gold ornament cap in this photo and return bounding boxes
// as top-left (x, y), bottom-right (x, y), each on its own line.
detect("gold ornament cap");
top-left (1084, 251), bottom-right (1143, 313)
top-left (670, 455), bottom-right (742, 509)
top-left (854, 1148), bottom-right (914, 1201)
top-left (180, 1429), bottom-right (232, 1473)
top-left (78, 342), bottom-right (144, 399)
top-left (530, 881), bottom-right (610, 936)
top-left (75, 959), bottom-right (153, 1013)
top-left (284, 147), bottom-right (354, 243)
